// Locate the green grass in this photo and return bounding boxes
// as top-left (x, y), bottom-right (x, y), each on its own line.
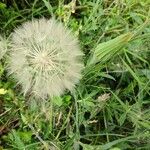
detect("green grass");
top-left (0, 0), bottom-right (150, 149)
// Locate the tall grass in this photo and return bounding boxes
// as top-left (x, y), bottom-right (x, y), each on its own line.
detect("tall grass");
top-left (0, 0), bottom-right (150, 149)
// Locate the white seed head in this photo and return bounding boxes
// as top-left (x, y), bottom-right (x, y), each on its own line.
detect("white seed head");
top-left (0, 35), bottom-right (8, 60)
top-left (8, 18), bottom-right (84, 99)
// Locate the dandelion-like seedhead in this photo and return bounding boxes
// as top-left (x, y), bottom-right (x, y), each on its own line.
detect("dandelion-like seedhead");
top-left (0, 35), bottom-right (8, 60)
top-left (9, 18), bottom-right (84, 99)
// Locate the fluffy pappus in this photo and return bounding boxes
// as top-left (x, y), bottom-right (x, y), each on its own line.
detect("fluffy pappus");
top-left (0, 35), bottom-right (8, 60)
top-left (8, 18), bottom-right (84, 99)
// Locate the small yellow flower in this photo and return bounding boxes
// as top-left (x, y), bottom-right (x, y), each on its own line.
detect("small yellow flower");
top-left (0, 88), bottom-right (7, 95)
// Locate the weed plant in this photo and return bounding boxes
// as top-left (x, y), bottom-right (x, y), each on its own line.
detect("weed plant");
top-left (0, 0), bottom-right (150, 149)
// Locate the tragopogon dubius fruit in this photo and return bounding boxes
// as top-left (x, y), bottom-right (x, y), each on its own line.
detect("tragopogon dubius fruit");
top-left (8, 18), bottom-right (84, 99)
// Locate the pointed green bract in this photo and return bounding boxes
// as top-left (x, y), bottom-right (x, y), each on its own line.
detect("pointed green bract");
top-left (88, 33), bottom-right (133, 65)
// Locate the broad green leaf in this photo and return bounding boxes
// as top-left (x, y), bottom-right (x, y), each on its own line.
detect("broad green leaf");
top-left (52, 96), bottom-right (63, 107)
